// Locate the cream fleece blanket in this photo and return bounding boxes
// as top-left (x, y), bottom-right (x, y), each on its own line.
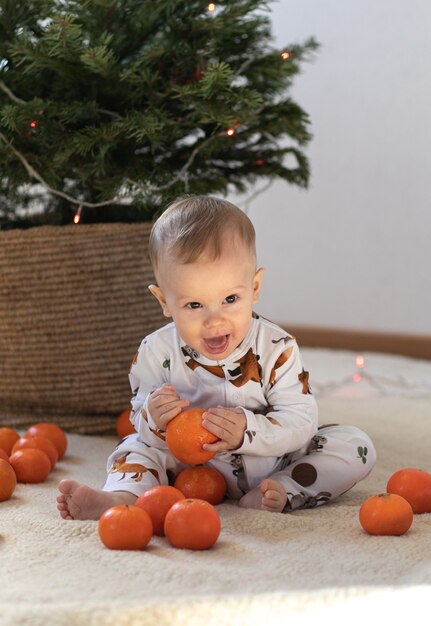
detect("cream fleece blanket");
top-left (1, 350), bottom-right (431, 626)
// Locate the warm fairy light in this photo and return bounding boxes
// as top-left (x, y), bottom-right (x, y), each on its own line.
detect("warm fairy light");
top-left (352, 355), bottom-right (365, 382)
top-left (29, 120), bottom-right (38, 129)
top-left (281, 51), bottom-right (291, 60)
top-left (226, 128), bottom-right (235, 136)
top-left (208, 3), bottom-right (216, 11)
top-left (73, 205), bottom-right (82, 224)
top-left (356, 355), bottom-right (365, 369)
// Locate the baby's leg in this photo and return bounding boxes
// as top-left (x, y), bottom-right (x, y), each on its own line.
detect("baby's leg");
top-left (57, 435), bottom-right (183, 521)
top-left (240, 425), bottom-right (375, 513)
top-left (57, 480), bottom-right (137, 520)
top-left (270, 425), bottom-right (376, 511)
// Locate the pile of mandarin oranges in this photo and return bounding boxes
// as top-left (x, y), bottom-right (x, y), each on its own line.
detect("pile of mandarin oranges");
top-left (2, 408), bottom-right (431, 552)
top-left (359, 467), bottom-right (431, 536)
top-left (0, 422), bottom-right (68, 504)
top-left (104, 407), bottom-right (226, 550)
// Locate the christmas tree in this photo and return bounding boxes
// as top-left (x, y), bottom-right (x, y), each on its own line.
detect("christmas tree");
top-left (0, 0), bottom-right (318, 228)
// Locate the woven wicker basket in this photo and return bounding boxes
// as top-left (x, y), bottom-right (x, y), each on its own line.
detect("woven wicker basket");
top-left (0, 223), bottom-right (166, 434)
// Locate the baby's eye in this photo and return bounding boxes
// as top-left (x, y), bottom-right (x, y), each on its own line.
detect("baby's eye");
top-left (186, 302), bottom-right (202, 309)
top-left (224, 294), bottom-right (238, 304)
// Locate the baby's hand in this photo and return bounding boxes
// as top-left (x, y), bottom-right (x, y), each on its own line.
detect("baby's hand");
top-left (147, 384), bottom-right (189, 431)
top-left (202, 406), bottom-right (246, 452)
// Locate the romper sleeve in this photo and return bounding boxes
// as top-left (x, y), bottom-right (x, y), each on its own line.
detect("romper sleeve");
top-left (234, 339), bottom-right (318, 457)
top-left (128, 336), bottom-right (170, 447)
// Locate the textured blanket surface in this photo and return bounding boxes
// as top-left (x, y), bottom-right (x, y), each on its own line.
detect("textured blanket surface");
top-left (1, 350), bottom-right (430, 625)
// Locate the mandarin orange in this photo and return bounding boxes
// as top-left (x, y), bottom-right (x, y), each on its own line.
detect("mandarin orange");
top-left (24, 423), bottom-right (68, 459)
top-left (0, 458), bottom-right (17, 501)
top-left (116, 409), bottom-right (135, 439)
top-left (12, 435), bottom-right (59, 470)
top-left (387, 468), bottom-right (431, 514)
top-left (164, 498), bottom-right (221, 550)
top-left (174, 466), bottom-right (227, 505)
top-left (98, 505), bottom-right (153, 550)
top-left (9, 448), bottom-right (51, 483)
top-left (359, 493), bottom-right (413, 536)
top-left (135, 485), bottom-right (185, 536)
top-left (166, 408), bottom-right (219, 464)
top-left (0, 427), bottom-right (20, 456)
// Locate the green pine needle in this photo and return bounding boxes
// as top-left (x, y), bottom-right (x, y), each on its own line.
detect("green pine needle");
top-left (0, 0), bottom-right (319, 227)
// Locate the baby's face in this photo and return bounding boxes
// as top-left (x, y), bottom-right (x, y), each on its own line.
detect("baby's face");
top-left (151, 241), bottom-right (263, 361)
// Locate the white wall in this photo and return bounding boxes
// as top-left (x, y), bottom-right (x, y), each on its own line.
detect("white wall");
top-left (228, 0), bottom-right (431, 336)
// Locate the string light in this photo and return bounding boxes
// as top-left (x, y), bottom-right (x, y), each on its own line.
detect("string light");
top-left (208, 3), bottom-right (216, 12)
top-left (309, 351), bottom-right (431, 398)
top-left (226, 128), bottom-right (235, 137)
top-left (281, 51), bottom-right (291, 61)
top-left (29, 121), bottom-right (38, 129)
top-left (356, 355), bottom-right (365, 369)
top-left (352, 355), bottom-right (365, 382)
top-left (73, 205), bottom-right (83, 224)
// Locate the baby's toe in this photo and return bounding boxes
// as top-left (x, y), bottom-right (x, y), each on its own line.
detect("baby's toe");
top-left (59, 509), bottom-right (72, 520)
top-left (263, 489), bottom-right (279, 501)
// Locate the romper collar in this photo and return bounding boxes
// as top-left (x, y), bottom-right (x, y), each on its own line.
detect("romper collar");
top-left (180, 315), bottom-right (258, 368)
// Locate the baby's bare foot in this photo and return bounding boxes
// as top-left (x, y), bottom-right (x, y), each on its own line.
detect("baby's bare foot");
top-left (239, 479), bottom-right (288, 513)
top-left (260, 479), bottom-right (288, 512)
top-left (56, 479), bottom-right (136, 520)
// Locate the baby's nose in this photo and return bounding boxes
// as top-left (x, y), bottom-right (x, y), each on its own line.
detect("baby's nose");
top-left (204, 309), bottom-right (224, 326)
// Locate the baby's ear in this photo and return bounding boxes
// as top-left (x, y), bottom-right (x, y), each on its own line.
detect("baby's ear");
top-left (148, 285), bottom-right (171, 317)
top-left (252, 268), bottom-right (265, 304)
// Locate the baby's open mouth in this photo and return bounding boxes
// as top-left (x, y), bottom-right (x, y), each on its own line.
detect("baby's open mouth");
top-left (203, 335), bottom-right (229, 354)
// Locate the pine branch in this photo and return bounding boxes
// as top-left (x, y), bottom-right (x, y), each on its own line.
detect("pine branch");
top-left (0, 80), bottom-right (25, 104)
top-left (0, 131), bottom-right (125, 208)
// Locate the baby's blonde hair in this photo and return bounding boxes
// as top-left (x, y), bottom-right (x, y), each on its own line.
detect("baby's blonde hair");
top-left (149, 195), bottom-right (256, 279)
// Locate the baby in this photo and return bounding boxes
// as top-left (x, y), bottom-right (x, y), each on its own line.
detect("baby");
top-left (57, 195), bottom-right (375, 520)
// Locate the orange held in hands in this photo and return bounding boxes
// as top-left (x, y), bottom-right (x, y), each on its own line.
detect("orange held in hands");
top-left (98, 505), bottom-right (153, 550)
top-left (164, 498), bottom-right (221, 550)
top-left (116, 409), bottom-right (135, 439)
top-left (9, 448), bottom-right (51, 483)
top-left (359, 493), bottom-right (413, 536)
top-left (166, 408), bottom-right (219, 465)
top-left (386, 468), bottom-right (431, 514)
top-left (174, 465), bottom-right (227, 505)
top-left (135, 485), bottom-right (185, 536)
top-left (0, 427), bottom-right (20, 456)
top-left (0, 458), bottom-right (17, 502)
